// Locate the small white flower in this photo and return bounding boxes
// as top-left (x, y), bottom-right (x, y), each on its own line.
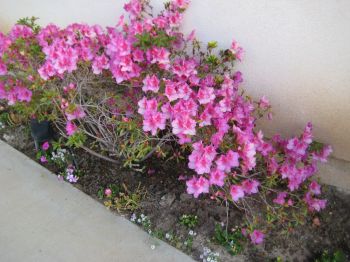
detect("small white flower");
top-left (184, 241), bottom-right (188, 245)
top-left (189, 230), bottom-right (194, 236)
top-left (203, 247), bottom-right (210, 255)
top-left (148, 229), bottom-right (152, 234)
top-left (150, 245), bottom-right (155, 250)
top-left (165, 233), bottom-right (171, 239)
top-left (137, 218), bottom-right (141, 223)
top-left (130, 213), bottom-right (136, 222)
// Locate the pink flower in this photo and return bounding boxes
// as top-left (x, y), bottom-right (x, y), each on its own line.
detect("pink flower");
top-left (65, 106), bottom-right (86, 120)
top-left (66, 121), bottom-right (77, 136)
top-left (259, 96), bottom-right (270, 109)
top-left (7, 89), bottom-right (17, 105)
top-left (186, 176), bottom-right (210, 198)
top-left (148, 47), bottom-right (170, 68)
top-left (0, 82), bottom-right (6, 99)
top-left (148, 169), bottom-right (155, 175)
top-left (285, 132), bottom-right (311, 160)
top-left (38, 62), bottom-right (56, 80)
top-left (215, 150), bottom-right (239, 172)
top-left (92, 54), bottom-right (109, 74)
top-left (210, 131), bottom-right (224, 148)
top-left (15, 87), bottom-right (32, 102)
top-left (172, 0), bottom-right (190, 9)
top-left (309, 181), bottom-right (321, 195)
top-left (230, 185), bottom-right (244, 202)
top-left (250, 230), bottom-right (264, 245)
top-left (132, 48), bottom-right (145, 62)
top-left (188, 142), bottom-right (216, 174)
top-left (0, 60), bottom-right (7, 76)
top-left (40, 156), bottom-right (48, 163)
top-left (172, 58), bottom-right (197, 78)
top-left (63, 83), bottom-right (76, 93)
top-left (4, 87), bottom-right (32, 105)
top-left (267, 112), bottom-right (273, 120)
top-left (186, 30), bottom-right (196, 41)
top-left (197, 86), bottom-right (215, 105)
top-left (287, 173), bottom-right (302, 191)
top-left (142, 111), bottom-right (166, 135)
top-left (230, 39), bottom-right (244, 61)
top-left (105, 188), bottom-right (112, 197)
top-left (61, 98), bottom-right (69, 110)
top-left (312, 145), bottom-right (332, 163)
top-left (9, 25), bottom-right (33, 40)
top-left (137, 97), bottom-right (158, 115)
top-left (302, 122), bottom-right (313, 145)
top-left (42, 141), bottom-right (50, 151)
top-left (240, 142), bottom-right (256, 171)
top-left (309, 198), bottom-right (327, 212)
top-left (164, 80), bottom-right (179, 101)
top-left (124, 0), bottom-right (142, 18)
top-left (53, 46), bottom-right (79, 74)
top-left (241, 228), bottom-right (248, 237)
top-left (188, 153), bottom-right (213, 175)
top-left (153, 16), bottom-right (168, 29)
top-left (176, 82), bottom-right (192, 100)
top-left (172, 98), bottom-right (198, 117)
top-left (142, 75), bottom-right (160, 93)
top-left (177, 134), bottom-right (191, 144)
top-left (0, 32), bottom-right (11, 55)
top-left (218, 97), bottom-right (232, 113)
top-left (304, 192), bottom-right (327, 212)
top-left (167, 10), bottom-right (183, 28)
top-left (209, 169), bottom-right (226, 187)
top-left (172, 115), bottom-right (196, 136)
top-left (241, 179), bottom-right (260, 195)
top-left (273, 192), bottom-right (287, 205)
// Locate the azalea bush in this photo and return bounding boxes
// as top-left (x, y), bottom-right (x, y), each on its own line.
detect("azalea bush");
top-left (0, 0), bottom-right (333, 244)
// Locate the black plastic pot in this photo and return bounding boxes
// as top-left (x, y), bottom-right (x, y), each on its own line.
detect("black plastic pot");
top-left (30, 119), bottom-right (53, 150)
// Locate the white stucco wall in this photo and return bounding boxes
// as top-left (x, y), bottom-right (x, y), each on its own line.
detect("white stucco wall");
top-left (1, 0), bottom-right (349, 161)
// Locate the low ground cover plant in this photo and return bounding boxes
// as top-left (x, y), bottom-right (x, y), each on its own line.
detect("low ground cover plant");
top-left (0, 0), bottom-right (333, 251)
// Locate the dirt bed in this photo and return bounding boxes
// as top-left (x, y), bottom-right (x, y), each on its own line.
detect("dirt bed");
top-left (2, 125), bottom-right (349, 262)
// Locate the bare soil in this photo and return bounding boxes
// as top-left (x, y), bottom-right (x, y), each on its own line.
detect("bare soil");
top-left (2, 124), bottom-right (350, 262)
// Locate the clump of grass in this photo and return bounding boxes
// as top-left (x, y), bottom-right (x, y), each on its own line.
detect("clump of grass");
top-left (179, 214), bottom-right (199, 229)
top-left (214, 224), bottom-right (244, 256)
top-left (103, 183), bottom-right (146, 212)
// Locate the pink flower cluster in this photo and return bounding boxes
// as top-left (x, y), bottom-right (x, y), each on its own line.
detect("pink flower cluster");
top-left (0, 32), bottom-right (11, 76)
top-left (64, 105), bottom-right (86, 136)
top-left (37, 23), bottom-right (109, 80)
top-left (0, 27), bottom-right (36, 103)
top-left (0, 82), bottom-right (32, 105)
top-left (114, 0), bottom-right (331, 214)
top-left (0, 0), bottom-right (333, 244)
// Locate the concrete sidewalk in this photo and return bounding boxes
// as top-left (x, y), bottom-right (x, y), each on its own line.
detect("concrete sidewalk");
top-left (0, 140), bottom-right (195, 262)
